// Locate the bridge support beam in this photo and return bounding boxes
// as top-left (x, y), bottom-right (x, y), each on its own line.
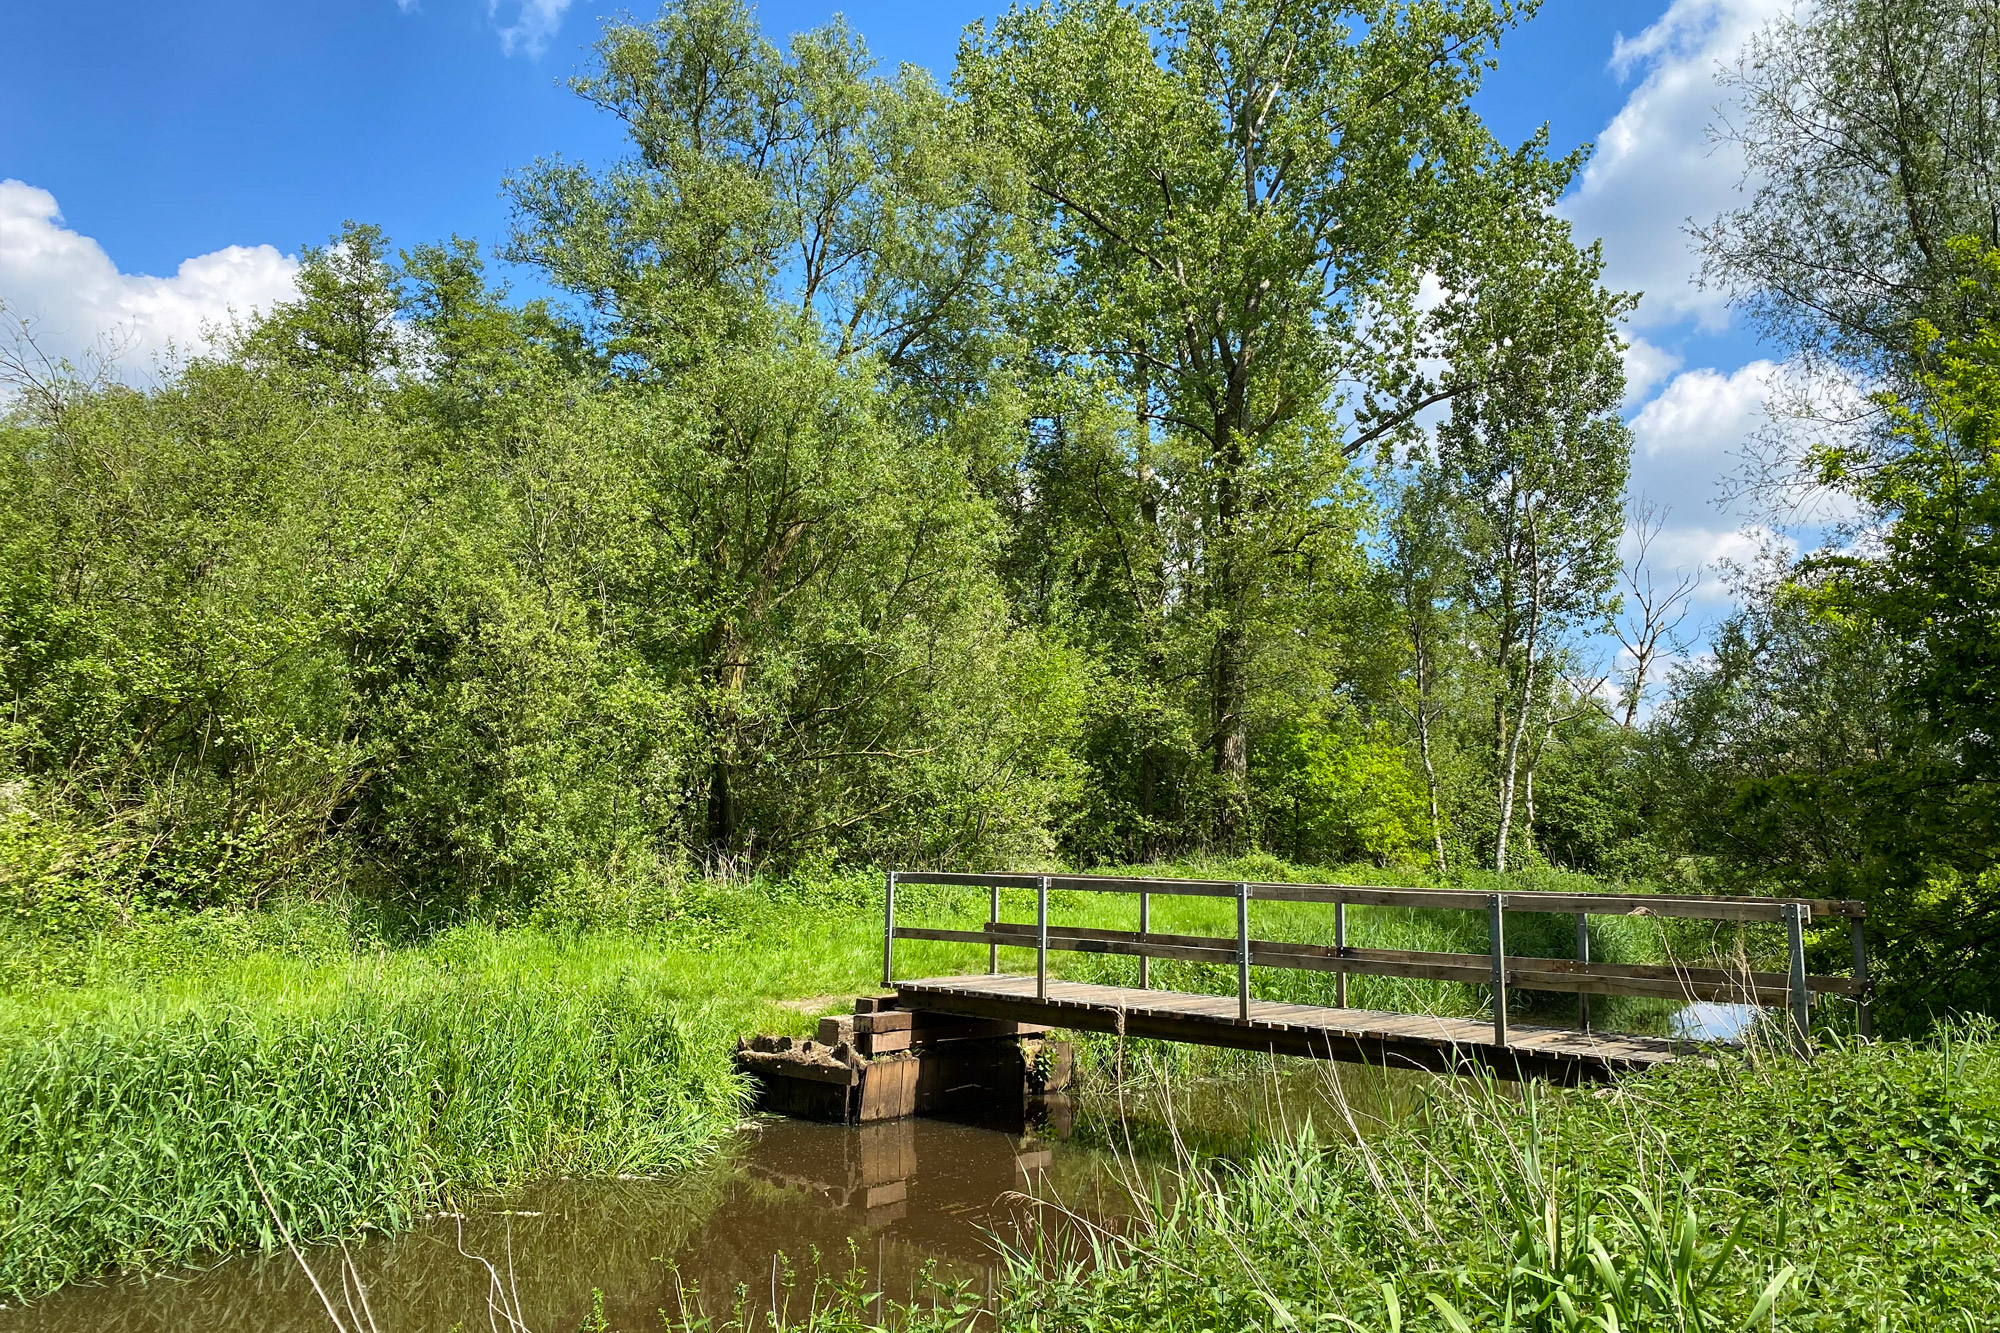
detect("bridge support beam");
top-left (1237, 881), bottom-right (1250, 1021)
top-left (1576, 913), bottom-right (1591, 1034)
top-left (739, 1003), bottom-right (1073, 1124)
top-left (1784, 902), bottom-right (1810, 1057)
top-left (1489, 894), bottom-right (1508, 1048)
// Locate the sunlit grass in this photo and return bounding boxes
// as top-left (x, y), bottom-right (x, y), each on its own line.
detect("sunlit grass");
top-left (0, 858), bottom-right (1796, 1304)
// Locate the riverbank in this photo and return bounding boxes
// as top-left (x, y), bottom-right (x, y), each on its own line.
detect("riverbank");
top-left (802, 1029), bottom-right (2000, 1332)
top-left (0, 859), bottom-right (1788, 1305)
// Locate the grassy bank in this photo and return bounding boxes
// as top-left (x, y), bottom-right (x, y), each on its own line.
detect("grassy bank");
top-left (0, 872), bottom-right (889, 1303)
top-left (776, 1028), bottom-right (2000, 1332)
top-left (0, 930), bottom-right (748, 1302)
top-left (0, 858), bottom-right (1781, 1305)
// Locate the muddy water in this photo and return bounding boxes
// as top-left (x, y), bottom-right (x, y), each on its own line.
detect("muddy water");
top-left (1, 1061), bottom-right (1430, 1333)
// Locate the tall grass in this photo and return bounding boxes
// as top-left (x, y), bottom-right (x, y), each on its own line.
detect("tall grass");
top-left (0, 929), bottom-right (756, 1302)
top-left (0, 865), bottom-right (1046, 1305)
top-left (717, 1025), bottom-right (2000, 1332)
top-left (0, 857), bottom-right (1842, 1308)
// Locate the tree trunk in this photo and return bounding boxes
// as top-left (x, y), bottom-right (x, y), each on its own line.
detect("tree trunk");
top-left (1494, 515), bottom-right (1544, 875)
top-left (1136, 356), bottom-right (1162, 862)
top-left (1412, 638), bottom-right (1448, 876)
top-left (1210, 408), bottom-right (1249, 846)
top-left (705, 622), bottom-right (748, 863)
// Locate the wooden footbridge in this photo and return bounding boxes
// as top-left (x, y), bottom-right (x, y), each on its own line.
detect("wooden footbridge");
top-left (882, 871), bottom-right (1873, 1083)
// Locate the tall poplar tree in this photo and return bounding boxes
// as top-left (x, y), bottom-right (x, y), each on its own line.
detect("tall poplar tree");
top-left (959, 0), bottom-right (1574, 843)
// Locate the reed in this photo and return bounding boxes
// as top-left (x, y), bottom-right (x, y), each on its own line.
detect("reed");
top-left (0, 928), bottom-right (748, 1303)
top-left (718, 1024), bottom-right (2000, 1332)
top-left (1023, 1026), bottom-right (2000, 1331)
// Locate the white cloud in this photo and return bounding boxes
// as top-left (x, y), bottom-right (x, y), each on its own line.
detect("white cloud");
top-left (0, 180), bottom-right (297, 385)
top-left (1561, 0), bottom-right (1785, 330)
top-left (1621, 334), bottom-right (1684, 406)
top-left (1620, 359), bottom-right (1781, 602)
top-left (1629, 360), bottom-right (1776, 465)
top-left (491, 0), bottom-right (573, 57)
top-left (1635, 521), bottom-right (1791, 578)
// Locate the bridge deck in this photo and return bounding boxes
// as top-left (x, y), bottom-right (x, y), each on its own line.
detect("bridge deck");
top-left (893, 973), bottom-right (1690, 1082)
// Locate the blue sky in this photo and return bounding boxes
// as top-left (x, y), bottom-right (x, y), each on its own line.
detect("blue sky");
top-left (2, 0), bottom-right (1798, 629)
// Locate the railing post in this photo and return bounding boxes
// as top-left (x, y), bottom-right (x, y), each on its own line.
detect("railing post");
top-left (1237, 881), bottom-right (1251, 1021)
top-left (1334, 899), bottom-right (1348, 1009)
top-left (1138, 889), bottom-right (1151, 991)
top-left (1489, 894), bottom-right (1508, 1047)
top-left (1575, 912), bottom-right (1591, 1034)
top-left (989, 881), bottom-right (1000, 975)
top-left (1851, 915), bottom-right (1872, 1041)
top-left (1036, 875), bottom-right (1049, 1002)
top-left (1784, 902), bottom-right (1810, 1056)
top-left (883, 869), bottom-right (897, 989)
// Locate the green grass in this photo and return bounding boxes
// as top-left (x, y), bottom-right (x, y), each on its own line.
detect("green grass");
top-left (0, 929), bottom-right (747, 1302)
top-left (0, 856), bottom-right (1822, 1306)
top-left (732, 1026), bottom-right (2000, 1333)
top-left (0, 874), bottom-right (911, 1303)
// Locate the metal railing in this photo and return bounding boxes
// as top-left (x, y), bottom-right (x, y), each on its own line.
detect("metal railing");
top-left (881, 870), bottom-right (1872, 1053)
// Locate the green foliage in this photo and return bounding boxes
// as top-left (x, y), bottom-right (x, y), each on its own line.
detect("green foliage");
top-left (959, 0), bottom-right (1616, 852)
top-left (0, 0), bottom-right (1668, 923)
top-left (1253, 719), bottom-right (1434, 866)
top-left (1657, 0), bottom-right (2000, 1029)
top-left (1701, 0), bottom-right (2000, 386)
top-left (0, 0), bottom-right (1979, 1046)
top-left (797, 1028), bottom-right (2000, 1332)
top-left (1650, 247), bottom-right (2000, 1029)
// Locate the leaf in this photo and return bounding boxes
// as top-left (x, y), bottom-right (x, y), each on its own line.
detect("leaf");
top-left (1740, 1265), bottom-right (1796, 1329)
top-left (1424, 1292), bottom-right (1476, 1333)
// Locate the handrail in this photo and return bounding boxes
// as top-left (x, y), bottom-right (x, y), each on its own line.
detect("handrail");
top-left (890, 871), bottom-right (1866, 923)
top-left (882, 870), bottom-right (1873, 1051)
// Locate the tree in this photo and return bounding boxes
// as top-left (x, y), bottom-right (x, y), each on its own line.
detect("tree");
top-left (1701, 0), bottom-right (2000, 385)
top-left (505, 0), bottom-right (1007, 409)
top-left (1432, 212), bottom-right (1631, 871)
top-left (959, 0), bottom-right (1570, 843)
top-left (1613, 500), bottom-right (1699, 729)
top-left (1793, 251), bottom-right (2000, 1023)
top-left (504, 0), bottom-right (1059, 867)
top-left (1699, 0), bottom-right (2000, 510)
top-left (237, 221), bottom-right (407, 397)
top-left (1682, 0), bottom-right (2000, 1025)
top-left (1384, 468), bottom-right (1461, 874)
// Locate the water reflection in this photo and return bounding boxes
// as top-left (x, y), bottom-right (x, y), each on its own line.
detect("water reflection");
top-left (1670, 1002), bottom-right (1760, 1043)
top-left (0, 1058), bottom-right (1429, 1333)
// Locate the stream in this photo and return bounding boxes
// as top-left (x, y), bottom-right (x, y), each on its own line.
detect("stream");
top-left (0, 1059), bottom-right (1432, 1333)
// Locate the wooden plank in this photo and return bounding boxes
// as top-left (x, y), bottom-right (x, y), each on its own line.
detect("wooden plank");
top-left (738, 1050), bottom-right (859, 1086)
top-left (982, 922), bottom-right (1237, 965)
top-left (1259, 943), bottom-right (1861, 1002)
top-left (1027, 977), bottom-right (1624, 1053)
top-left (857, 1057), bottom-right (917, 1122)
top-left (855, 1017), bottom-right (1048, 1055)
top-left (889, 975), bottom-right (1685, 1081)
top-left (894, 926), bottom-right (1003, 946)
